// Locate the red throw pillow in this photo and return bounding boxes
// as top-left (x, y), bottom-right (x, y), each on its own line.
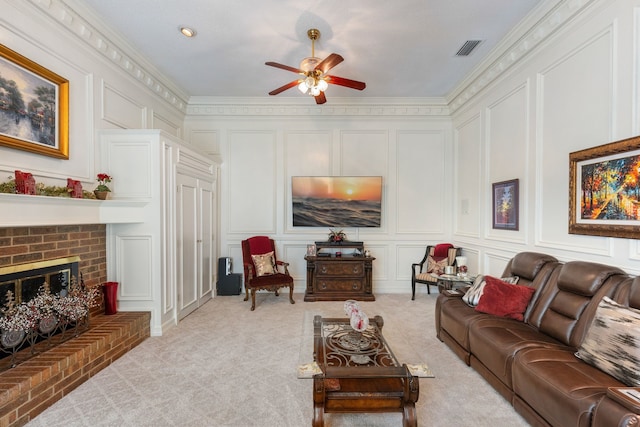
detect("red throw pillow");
top-left (475, 275), bottom-right (535, 321)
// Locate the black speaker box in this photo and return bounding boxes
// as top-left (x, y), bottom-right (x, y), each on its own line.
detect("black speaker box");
top-left (217, 273), bottom-right (242, 296)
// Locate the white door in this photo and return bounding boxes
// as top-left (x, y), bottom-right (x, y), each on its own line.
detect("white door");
top-left (176, 173), bottom-right (199, 320)
top-left (198, 180), bottom-right (214, 304)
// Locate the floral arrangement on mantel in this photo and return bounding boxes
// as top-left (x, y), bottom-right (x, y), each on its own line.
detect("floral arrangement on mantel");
top-left (328, 228), bottom-right (347, 243)
top-left (0, 173), bottom-right (107, 199)
top-left (95, 173), bottom-right (112, 192)
top-left (0, 278), bottom-right (99, 367)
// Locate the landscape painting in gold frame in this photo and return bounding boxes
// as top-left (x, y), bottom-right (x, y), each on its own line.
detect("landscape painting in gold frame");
top-left (0, 44), bottom-right (68, 159)
top-left (569, 135), bottom-right (640, 239)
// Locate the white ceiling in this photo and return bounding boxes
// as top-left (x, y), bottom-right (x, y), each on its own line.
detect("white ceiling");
top-left (77, 0), bottom-right (544, 101)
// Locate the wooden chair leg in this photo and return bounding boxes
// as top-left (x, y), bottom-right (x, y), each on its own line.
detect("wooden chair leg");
top-left (243, 287), bottom-right (249, 302)
top-left (289, 285), bottom-right (295, 305)
top-left (250, 289), bottom-right (256, 311)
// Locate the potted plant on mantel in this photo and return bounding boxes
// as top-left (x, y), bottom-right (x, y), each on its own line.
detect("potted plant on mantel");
top-left (94, 173), bottom-right (112, 200)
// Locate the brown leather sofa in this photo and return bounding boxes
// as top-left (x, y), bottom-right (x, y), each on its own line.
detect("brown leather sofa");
top-left (435, 252), bottom-right (640, 427)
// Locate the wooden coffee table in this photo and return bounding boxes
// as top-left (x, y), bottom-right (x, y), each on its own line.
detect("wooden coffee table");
top-left (312, 315), bottom-right (419, 427)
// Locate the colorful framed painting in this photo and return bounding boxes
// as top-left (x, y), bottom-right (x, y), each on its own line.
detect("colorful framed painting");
top-left (492, 179), bottom-right (519, 230)
top-left (0, 44), bottom-right (69, 159)
top-left (569, 135), bottom-right (640, 238)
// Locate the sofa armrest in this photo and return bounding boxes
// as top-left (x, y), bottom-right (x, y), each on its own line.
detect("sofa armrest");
top-left (608, 388), bottom-right (640, 412)
top-left (592, 388), bottom-right (640, 427)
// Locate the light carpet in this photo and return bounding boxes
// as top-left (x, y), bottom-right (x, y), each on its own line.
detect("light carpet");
top-left (25, 293), bottom-right (529, 427)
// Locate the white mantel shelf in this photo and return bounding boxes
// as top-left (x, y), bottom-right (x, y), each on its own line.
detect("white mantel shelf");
top-left (0, 193), bottom-right (148, 227)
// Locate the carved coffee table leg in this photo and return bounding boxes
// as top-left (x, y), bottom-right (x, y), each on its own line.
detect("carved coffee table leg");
top-left (313, 377), bottom-right (325, 427)
top-left (403, 403), bottom-right (417, 427)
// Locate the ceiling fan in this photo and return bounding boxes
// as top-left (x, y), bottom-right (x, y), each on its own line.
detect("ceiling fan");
top-left (265, 28), bottom-right (366, 104)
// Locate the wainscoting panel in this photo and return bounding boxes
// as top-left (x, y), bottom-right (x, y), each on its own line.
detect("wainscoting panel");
top-left (536, 26), bottom-right (613, 254)
top-left (101, 139), bottom-right (154, 198)
top-left (227, 130), bottom-right (278, 234)
top-left (115, 235), bottom-right (153, 300)
top-left (454, 114), bottom-right (482, 239)
top-left (485, 82), bottom-right (529, 244)
top-left (102, 82), bottom-right (146, 129)
top-left (152, 112), bottom-right (181, 138)
top-left (396, 130), bottom-right (447, 234)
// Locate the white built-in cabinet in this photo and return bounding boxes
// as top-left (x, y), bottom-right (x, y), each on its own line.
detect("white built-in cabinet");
top-left (98, 130), bottom-right (219, 336)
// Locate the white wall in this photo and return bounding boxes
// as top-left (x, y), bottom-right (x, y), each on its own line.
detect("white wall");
top-left (451, 0), bottom-right (640, 276)
top-left (0, 0), bottom-right (188, 190)
top-left (184, 102), bottom-right (453, 295)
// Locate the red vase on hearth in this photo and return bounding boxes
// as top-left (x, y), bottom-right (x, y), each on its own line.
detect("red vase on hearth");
top-left (102, 282), bottom-right (118, 315)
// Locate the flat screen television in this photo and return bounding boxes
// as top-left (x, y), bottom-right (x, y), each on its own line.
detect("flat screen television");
top-left (292, 176), bottom-right (382, 227)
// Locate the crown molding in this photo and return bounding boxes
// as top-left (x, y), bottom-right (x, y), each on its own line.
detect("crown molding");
top-left (186, 96), bottom-right (450, 117)
top-left (447, 0), bottom-right (598, 113)
top-left (29, 0), bottom-right (190, 113)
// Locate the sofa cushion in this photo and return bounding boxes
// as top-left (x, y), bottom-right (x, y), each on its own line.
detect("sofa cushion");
top-left (463, 275), bottom-right (519, 307)
top-left (513, 346), bottom-right (624, 427)
top-left (575, 297), bottom-right (640, 387)
top-left (475, 276), bottom-right (535, 321)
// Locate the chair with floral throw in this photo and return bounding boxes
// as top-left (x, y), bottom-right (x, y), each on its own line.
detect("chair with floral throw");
top-left (241, 236), bottom-right (295, 311)
top-left (411, 243), bottom-right (461, 299)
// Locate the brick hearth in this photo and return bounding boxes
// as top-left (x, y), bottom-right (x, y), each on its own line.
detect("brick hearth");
top-left (0, 225), bottom-right (150, 426)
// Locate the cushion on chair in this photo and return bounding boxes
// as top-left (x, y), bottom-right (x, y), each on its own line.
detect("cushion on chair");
top-left (251, 251), bottom-right (276, 276)
top-left (433, 243), bottom-right (453, 257)
top-left (426, 256), bottom-right (448, 274)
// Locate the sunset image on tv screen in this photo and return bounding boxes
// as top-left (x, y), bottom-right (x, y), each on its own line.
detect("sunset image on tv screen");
top-left (292, 177), bottom-right (382, 227)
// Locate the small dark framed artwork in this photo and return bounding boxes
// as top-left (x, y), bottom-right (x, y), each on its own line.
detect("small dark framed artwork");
top-left (0, 44), bottom-right (69, 159)
top-left (492, 179), bottom-right (519, 230)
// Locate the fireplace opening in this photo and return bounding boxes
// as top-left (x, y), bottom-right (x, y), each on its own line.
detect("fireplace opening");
top-left (0, 257), bottom-right (79, 307)
top-left (0, 256), bottom-right (98, 369)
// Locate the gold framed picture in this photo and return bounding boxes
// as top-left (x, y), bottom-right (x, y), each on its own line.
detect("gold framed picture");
top-left (0, 44), bottom-right (69, 159)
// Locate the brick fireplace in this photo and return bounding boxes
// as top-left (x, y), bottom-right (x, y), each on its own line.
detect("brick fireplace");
top-left (0, 225), bottom-right (150, 426)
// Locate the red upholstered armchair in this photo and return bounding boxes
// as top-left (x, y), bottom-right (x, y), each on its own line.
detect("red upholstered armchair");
top-left (241, 236), bottom-right (295, 311)
top-left (411, 243), bottom-right (461, 299)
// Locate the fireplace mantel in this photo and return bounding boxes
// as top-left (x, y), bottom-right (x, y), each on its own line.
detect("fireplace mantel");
top-left (0, 193), bottom-right (148, 226)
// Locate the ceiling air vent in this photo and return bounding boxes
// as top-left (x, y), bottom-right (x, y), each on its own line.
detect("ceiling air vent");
top-left (456, 40), bottom-right (482, 56)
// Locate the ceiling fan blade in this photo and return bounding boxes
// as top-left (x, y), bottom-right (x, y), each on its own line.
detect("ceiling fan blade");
top-left (265, 62), bottom-right (304, 74)
top-left (325, 75), bottom-right (366, 91)
top-left (315, 53), bottom-right (344, 74)
top-left (268, 80), bottom-right (300, 95)
top-left (315, 92), bottom-right (327, 105)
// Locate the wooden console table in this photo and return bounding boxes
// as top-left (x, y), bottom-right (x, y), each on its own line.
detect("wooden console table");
top-left (304, 241), bottom-right (375, 302)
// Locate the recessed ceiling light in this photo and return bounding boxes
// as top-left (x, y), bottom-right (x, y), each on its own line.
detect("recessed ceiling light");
top-left (180, 27), bottom-right (196, 38)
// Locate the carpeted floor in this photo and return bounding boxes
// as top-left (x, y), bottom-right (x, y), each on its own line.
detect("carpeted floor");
top-left (25, 292), bottom-right (529, 426)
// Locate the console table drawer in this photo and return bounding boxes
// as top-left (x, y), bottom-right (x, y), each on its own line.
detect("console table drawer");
top-left (317, 279), bottom-right (363, 292)
top-left (317, 262), bottom-right (364, 277)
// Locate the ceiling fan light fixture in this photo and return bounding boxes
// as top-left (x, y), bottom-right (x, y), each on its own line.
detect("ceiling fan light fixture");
top-left (298, 81), bottom-right (309, 94)
top-left (317, 79), bottom-right (328, 91)
top-left (299, 57), bottom-right (321, 72)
